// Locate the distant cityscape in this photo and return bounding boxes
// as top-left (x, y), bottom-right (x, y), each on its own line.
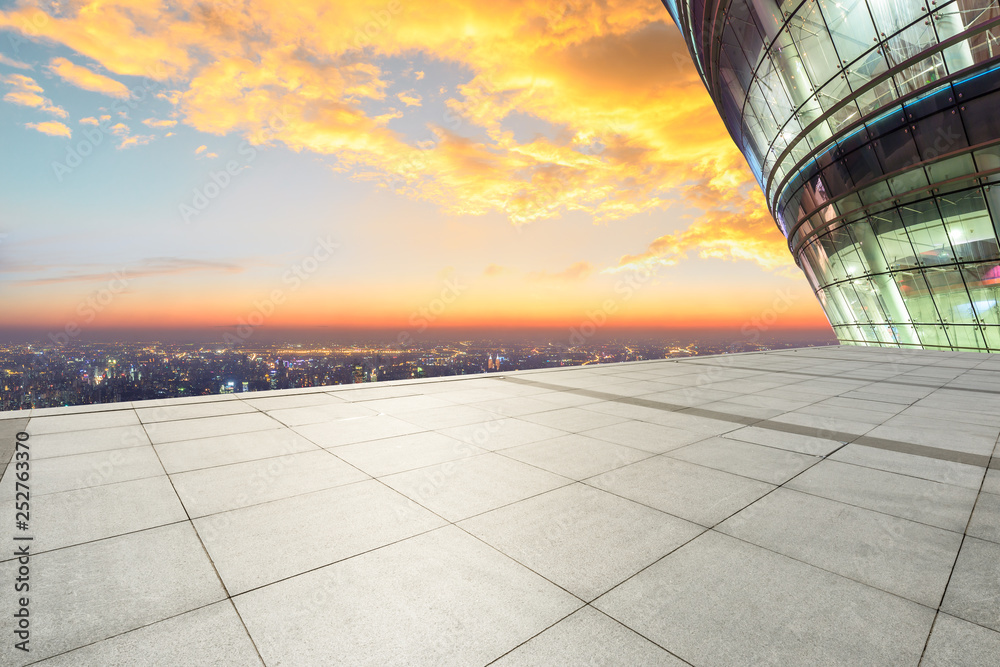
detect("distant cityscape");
top-left (0, 335), bottom-right (838, 411)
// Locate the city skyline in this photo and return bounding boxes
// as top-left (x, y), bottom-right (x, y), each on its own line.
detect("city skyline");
top-left (0, 0), bottom-right (829, 337)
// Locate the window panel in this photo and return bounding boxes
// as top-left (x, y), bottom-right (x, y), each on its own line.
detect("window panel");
top-left (960, 90), bottom-right (1000, 145)
top-left (887, 167), bottom-right (930, 195)
top-left (944, 324), bottom-right (986, 348)
top-left (722, 23), bottom-right (754, 92)
top-left (926, 154), bottom-right (976, 184)
top-left (939, 189), bottom-right (1000, 262)
top-left (961, 262), bottom-right (1000, 324)
top-left (898, 199), bottom-right (955, 265)
top-left (894, 53), bottom-right (947, 95)
top-left (896, 270), bottom-right (940, 321)
top-left (850, 220), bottom-right (891, 273)
top-left (818, 0), bottom-right (879, 64)
top-left (730, 0), bottom-right (766, 70)
top-left (853, 78), bottom-right (898, 116)
top-left (843, 144), bottom-right (884, 188)
top-left (883, 21), bottom-right (939, 70)
top-left (868, 0), bottom-right (925, 37)
top-left (911, 110), bottom-right (969, 161)
top-left (924, 265), bottom-right (975, 323)
top-left (788, 2), bottom-right (842, 88)
top-left (914, 323), bottom-right (952, 347)
top-left (748, 0), bottom-right (784, 42)
top-left (982, 325), bottom-right (1000, 350)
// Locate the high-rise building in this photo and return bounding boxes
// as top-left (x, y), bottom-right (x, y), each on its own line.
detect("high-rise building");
top-left (665, 0), bottom-right (1000, 350)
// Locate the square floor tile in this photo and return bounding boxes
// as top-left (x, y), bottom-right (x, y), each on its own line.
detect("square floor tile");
top-left (501, 434), bottom-right (652, 480)
top-left (491, 607), bottom-right (686, 666)
top-left (136, 400), bottom-right (256, 423)
top-left (171, 449), bottom-right (369, 517)
top-left (0, 523), bottom-right (226, 666)
top-left (828, 443), bottom-right (985, 490)
top-left (593, 531), bottom-right (934, 667)
top-left (0, 476), bottom-right (187, 555)
top-left (722, 425), bottom-right (845, 456)
top-left (144, 413), bottom-right (281, 444)
top-left (983, 469), bottom-right (1000, 495)
top-left (357, 395), bottom-right (455, 413)
top-left (381, 453), bottom-right (570, 522)
top-left (240, 393), bottom-right (345, 412)
top-left (28, 425), bottom-right (150, 459)
top-left (520, 407), bottom-right (628, 433)
top-left (194, 479), bottom-right (445, 594)
top-left (786, 460), bottom-right (979, 532)
top-left (0, 446), bottom-right (163, 498)
top-left (264, 403), bottom-right (378, 427)
top-left (395, 405), bottom-right (501, 429)
top-left (331, 431), bottom-right (484, 477)
top-left (717, 488), bottom-right (962, 606)
top-left (586, 456), bottom-right (773, 527)
top-left (582, 421), bottom-right (708, 454)
top-left (460, 484), bottom-right (703, 600)
top-left (27, 410), bottom-right (139, 435)
top-left (233, 526), bottom-right (581, 666)
top-left (967, 492), bottom-right (1000, 544)
top-left (292, 414), bottom-right (426, 448)
top-left (942, 537), bottom-right (1000, 631)
top-left (438, 418), bottom-right (567, 451)
top-left (155, 428), bottom-right (320, 473)
top-left (666, 437), bottom-right (819, 485)
top-left (921, 612), bottom-right (1000, 667)
top-left (34, 601), bottom-right (262, 667)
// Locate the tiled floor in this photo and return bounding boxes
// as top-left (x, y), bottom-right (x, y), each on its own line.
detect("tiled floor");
top-left (1, 345), bottom-right (999, 665)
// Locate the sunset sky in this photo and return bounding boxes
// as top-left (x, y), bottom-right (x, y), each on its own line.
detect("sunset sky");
top-left (0, 0), bottom-right (830, 339)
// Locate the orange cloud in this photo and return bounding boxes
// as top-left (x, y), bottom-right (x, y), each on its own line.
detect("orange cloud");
top-left (611, 158), bottom-right (794, 275)
top-left (1, 73), bottom-right (67, 117)
top-left (47, 57), bottom-right (130, 98)
top-left (142, 117), bottom-right (177, 128)
top-left (25, 120), bottom-right (71, 138)
top-left (0, 0), bottom-right (785, 272)
top-left (397, 90), bottom-right (422, 107)
top-left (529, 261), bottom-right (594, 282)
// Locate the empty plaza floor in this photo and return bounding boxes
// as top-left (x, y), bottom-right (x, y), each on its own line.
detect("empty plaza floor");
top-left (1, 345), bottom-right (999, 665)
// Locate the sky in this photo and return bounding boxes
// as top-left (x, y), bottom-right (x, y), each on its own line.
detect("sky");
top-left (0, 0), bottom-right (831, 341)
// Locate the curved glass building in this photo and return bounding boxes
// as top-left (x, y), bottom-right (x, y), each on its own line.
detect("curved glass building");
top-left (664, 0), bottom-right (1000, 350)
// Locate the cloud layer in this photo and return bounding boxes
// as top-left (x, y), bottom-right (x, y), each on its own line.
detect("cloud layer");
top-left (0, 0), bottom-right (791, 272)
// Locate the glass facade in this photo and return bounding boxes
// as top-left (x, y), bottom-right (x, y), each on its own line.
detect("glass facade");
top-left (665, 0), bottom-right (1000, 350)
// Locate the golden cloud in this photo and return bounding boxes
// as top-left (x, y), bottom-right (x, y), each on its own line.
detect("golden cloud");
top-left (47, 57), bottom-right (130, 98)
top-left (1, 73), bottom-right (67, 117)
top-left (397, 89), bottom-right (422, 107)
top-left (25, 120), bottom-right (71, 137)
top-left (610, 159), bottom-right (795, 275)
top-left (143, 117), bottom-right (177, 128)
top-left (529, 261), bottom-right (594, 282)
top-left (0, 0), bottom-right (786, 271)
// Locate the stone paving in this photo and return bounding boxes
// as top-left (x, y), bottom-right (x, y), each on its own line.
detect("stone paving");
top-left (0, 345), bottom-right (998, 665)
